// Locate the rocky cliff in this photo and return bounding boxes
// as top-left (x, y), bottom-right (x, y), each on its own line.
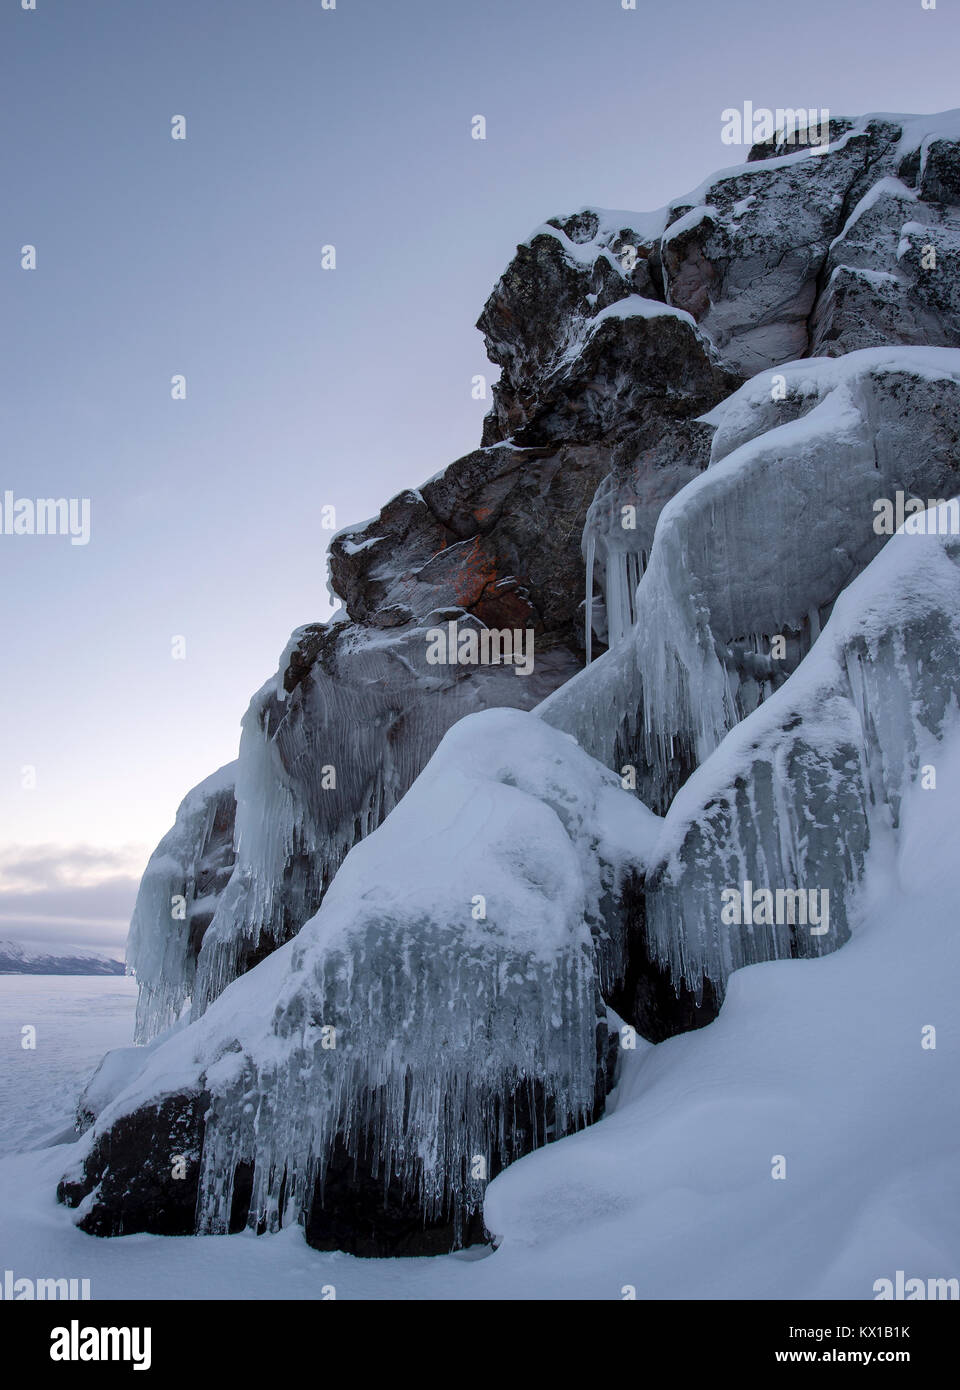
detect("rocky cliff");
top-left (73, 110), bottom-right (960, 1257)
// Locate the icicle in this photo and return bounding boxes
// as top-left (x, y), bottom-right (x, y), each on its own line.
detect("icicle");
top-left (585, 533), bottom-right (595, 664)
top-left (604, 553), bottom-right (624, 650)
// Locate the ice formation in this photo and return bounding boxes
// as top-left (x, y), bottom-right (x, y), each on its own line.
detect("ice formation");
top-left (636, 509), bottom-right (960, 998)
top-left (61, 711), bottom-right (659, 1250)
top-left (126, 762), bottom-right (236, 1041)
top-left (185, 629), bottom-right (576, 1035)
top-left (548, 347), bottom-right (960, 811)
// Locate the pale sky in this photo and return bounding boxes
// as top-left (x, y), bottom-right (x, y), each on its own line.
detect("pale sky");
top-left (3, 0), bottom-right (958, 947)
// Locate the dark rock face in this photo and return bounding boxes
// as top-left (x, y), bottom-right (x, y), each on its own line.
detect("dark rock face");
top-left (303, 1136), bottom-right (489, 1258)
top-left (607, 874), bottom-right (721, 1043)
top-left (509, 311), bottom-right (735, 449)
top-left (919, 139), bottom-right (960, 207)
top-left (809, 150), bottom-right (960, 357)
top-left (746, 117), bottom-right (856, 163)
top-left (328, 444), bottom-right (610, 652)
top-left (329, 439), bottom-right (693, 657)
top-left (659, 121), bottom-right (911, 374)
top-left (59, 1092), bottom-right (208, 1238)
top-left (476, 219), bottom-right (666, 445)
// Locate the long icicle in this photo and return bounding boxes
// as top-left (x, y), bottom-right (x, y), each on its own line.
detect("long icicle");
top-left (585, 533), bottom-right (595, 665)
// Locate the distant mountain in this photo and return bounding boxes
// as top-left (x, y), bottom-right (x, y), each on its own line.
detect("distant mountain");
top-left (0, 940), bottom-right (126, 976)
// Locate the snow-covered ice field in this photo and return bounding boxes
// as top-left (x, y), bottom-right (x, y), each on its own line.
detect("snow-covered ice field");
top-left (0, 976), bottom-right (137, 1159)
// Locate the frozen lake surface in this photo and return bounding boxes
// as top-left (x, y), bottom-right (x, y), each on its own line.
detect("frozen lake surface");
top-left (0, 975), bottom-right (137, 1158)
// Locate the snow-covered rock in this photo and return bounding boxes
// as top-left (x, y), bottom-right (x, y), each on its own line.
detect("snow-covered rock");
top-left (60, 711), bottom-right (658, 1253)
top-left (483, 112), bottom-right (960, 415)
top-left (639, 504), bottom-right (960, 1005)
top-left (480, 761), bottom-right (960, 1298)
top-left (546, 347), bottom-right (960, 811)
top-left (75, 1034), bottom-right (169, 1133)
top-left (184, 627), bottom-right (580, 1029)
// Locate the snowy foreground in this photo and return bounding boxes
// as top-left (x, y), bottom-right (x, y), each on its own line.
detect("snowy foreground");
top-left (1, 776), bottom-right (955, 1297)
